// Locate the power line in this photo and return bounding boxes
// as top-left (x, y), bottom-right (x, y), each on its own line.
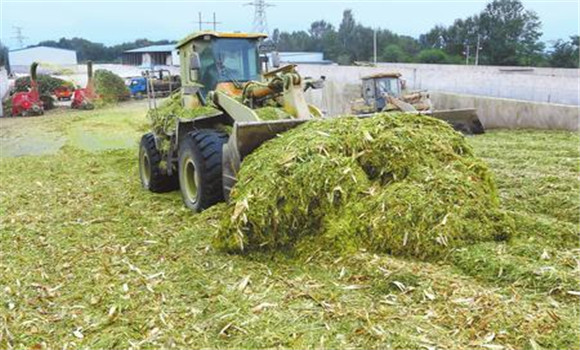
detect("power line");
top-left (194, 12), bottom-right (221, 31)
top-left (12, 26), bottom-right (27, 48)
top-left (244, 0), bottom-right (274, 34)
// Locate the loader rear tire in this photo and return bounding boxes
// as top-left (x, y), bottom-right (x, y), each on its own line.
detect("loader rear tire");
top-left (178, 129), bottom-right (228, 212)
top-left (139, 133), bottom-right (179, 193)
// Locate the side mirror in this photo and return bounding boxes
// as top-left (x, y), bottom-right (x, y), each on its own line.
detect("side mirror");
top-left (272, 52), bottom-right (281, 68)
top-left (190, 53), bottom-right (201, 70)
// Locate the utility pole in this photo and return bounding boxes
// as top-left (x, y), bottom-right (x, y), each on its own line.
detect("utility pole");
top-left (464, 43), bottom-right (470, 65)
top-left (475, 34), bottom-right (482, 66)
top-left (12, 26), bottom-right (27, 48)
top-left (373, 29), bottom-right (377, 65)
top-left (194, 12), bottom-right (221, 31)
top-left (244, 0), bottom-right (275, 34)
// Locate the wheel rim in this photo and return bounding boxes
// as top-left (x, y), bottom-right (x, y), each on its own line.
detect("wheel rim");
top-left (182, 157), bottom-right (198, 204)
top-left (140, 148), bottom-right (151, 187)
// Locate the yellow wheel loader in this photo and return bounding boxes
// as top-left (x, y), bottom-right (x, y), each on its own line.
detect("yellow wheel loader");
top-left (138, 31), bottom-right (325, 212)
top-left (350, 72), bottom-right (485, 134)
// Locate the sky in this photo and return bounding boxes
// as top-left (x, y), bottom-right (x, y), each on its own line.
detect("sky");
top-left (1, 0), bottom-right (578, 49)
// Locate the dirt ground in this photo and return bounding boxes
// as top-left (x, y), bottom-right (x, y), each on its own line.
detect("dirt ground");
top-left (0, 100), bottom-right (149, 157)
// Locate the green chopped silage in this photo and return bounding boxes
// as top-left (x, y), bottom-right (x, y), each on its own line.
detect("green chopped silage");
top-left (214, 113), bottom-right (513, 260)
top-left (255, 106), bottom-right (292, 121)
top-left (148, 92), bottom-right (219, 136)
top-left (148, 94), bottom-right (290, 136)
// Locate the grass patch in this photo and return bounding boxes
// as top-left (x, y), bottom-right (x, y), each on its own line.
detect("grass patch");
top-left (0, 110), bottom-right (578, 349)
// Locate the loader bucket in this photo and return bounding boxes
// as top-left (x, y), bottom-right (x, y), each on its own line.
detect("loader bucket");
top-left (222, 119), bottom-right (310, 200)
top-left (431, 108), bottom-right (484, 135)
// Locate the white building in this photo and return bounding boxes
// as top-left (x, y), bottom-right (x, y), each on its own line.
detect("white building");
top-left (122, 45), bottom-right (179, 67)
top-left (9, 46), bottom-right (78, 73)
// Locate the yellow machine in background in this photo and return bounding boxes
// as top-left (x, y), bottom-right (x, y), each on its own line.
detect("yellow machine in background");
top-left (350, 72), bottom-right (485, 134)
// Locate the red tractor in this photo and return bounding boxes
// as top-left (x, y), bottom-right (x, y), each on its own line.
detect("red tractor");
top-left (54, 85), bottom-right (73, 101)
top-left (71, 61), bottom-right (96, 110)
top-left (11, 62), bottom-right (44, 117)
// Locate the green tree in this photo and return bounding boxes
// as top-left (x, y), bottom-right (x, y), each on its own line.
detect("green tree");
top-left (549, 36), bottom-right (579, 68)
top-left (336, 9), bottom-right (358, 63)
top-left (307, 20), bottom-right (335, 52)
top-left (417, 49), bottom-right (451, 63)
top-left (381, 44), bottom-right (408, 62)
top-left (272, 10), bottom-right (422, 65)
top-left (478, 0), bottom-right (543, 65)
top-left (271, 29), bottom-right (280, 45)
top-left (419, 25), bottom-right (447, 49)
top-left (277, 31), bottom-right (312, 52)
top-left (36, 37), bottom-right (175, 63)
top-left (0, 41), bottom-right (9, 69)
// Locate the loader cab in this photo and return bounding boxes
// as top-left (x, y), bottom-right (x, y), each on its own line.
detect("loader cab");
top-left (362, 73), bottom-right (403, 111)
top-left (177, 31), bottom-right (267, 106)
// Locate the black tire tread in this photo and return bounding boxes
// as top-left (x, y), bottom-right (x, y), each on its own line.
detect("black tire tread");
top-left (179, 129), bottom-right (228, 211)
top-left (140, 133), bottom-right (179, 193)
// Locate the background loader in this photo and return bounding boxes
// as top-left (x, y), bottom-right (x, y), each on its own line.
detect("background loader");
top-left (350, 72), bottom-right (485, 134)
top-left (138, 31), bottom-right (324, 212)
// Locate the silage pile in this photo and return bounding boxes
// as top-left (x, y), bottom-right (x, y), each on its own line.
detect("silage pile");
top-left (149, 93), bottom-right (292, 136)
top-left (93, 69), bottom-right (130, 104)
top-left (214, 113), bottom-right (513, 260)
top-left (149, 93), bottom-right (219, 136)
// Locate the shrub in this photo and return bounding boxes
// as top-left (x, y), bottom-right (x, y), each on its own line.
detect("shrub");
top-left (93, 69), bottom-right (130, 105)
top-left (416, 49), bottom-right (452, 64)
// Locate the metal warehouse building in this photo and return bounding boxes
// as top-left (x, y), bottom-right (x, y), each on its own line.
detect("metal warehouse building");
top-left (122, 45), bottom-right (179, 67)
top-left (9, 46), bottom-right (77, 73)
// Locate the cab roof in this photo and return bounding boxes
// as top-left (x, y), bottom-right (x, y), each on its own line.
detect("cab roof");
top-left (361, 72), bottom-right (402, 80)
top-left (176, 31), bottom-right (268, 49)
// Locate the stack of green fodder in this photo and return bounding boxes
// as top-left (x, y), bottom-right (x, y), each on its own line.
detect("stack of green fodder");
top-left (148, 92), bottom-right (219, 136)
top-left (93, 69), bottom-right (130, 105)
top-left (214, 113), bottom-right (513, 260)
top-left (149, 94), bottom-right (292, 137)
top-left (255, 106), bottom-right (292, 121)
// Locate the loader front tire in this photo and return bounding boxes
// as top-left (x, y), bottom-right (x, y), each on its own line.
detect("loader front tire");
top-left (139, 133), bottom-right (179, 193)
top-left (178, 129), bottom-right (228, 212)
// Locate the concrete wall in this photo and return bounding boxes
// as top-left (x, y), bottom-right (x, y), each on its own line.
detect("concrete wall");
top-left (432, 92), bottom-right (579, 131)
top-left (298, 64), bottom-right (579, 131)
top-left (298, 63), bottom-right (580, 106)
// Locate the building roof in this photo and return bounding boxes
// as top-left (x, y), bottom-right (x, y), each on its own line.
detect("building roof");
top-left (9, 45), bottom-right (76, 53)
top-left (124, 44), bottom-right (176, 54)
top-left (361, 72), bottom-right (402, 80)
top-left (176, 31), bottom-right (267, 48)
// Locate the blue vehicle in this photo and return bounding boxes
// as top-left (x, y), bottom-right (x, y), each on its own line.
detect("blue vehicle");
top-left (128, 70), bottom-right (181, 98)
top-left (128, 77), bottom-right (148, 98)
